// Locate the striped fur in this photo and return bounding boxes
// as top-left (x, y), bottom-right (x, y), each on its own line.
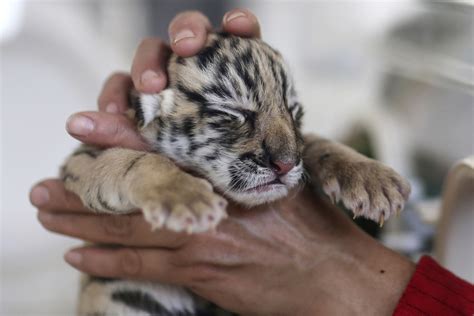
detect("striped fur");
top-left (134, 33), bottom-right (305, 206)
top-left (61, 33), bottom-right (410, 315)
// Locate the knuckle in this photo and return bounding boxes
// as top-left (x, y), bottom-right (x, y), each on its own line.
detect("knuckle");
top-left (109, 115), bottom-right (131, 137)
top-left (132, 38), bottom-right (166, 76)
top-left (111, 119), bottom-right (139, 147)
top-left (169, 251), bottom-right (188, 268)
top-left (63, 190), bottom-right (83, 210)
top-left (98, 72), bottom-right (130, 104)
top-left (106, 71), bottom-right (129, 83)
top-left (186, 265), bottom-right (220, 285)
top-left (171, 235), bottom-right (190, 249)
top-left (171, 241), bottom-right (203, 267)
top-left (170, 10), bottom-right (207, 30)
top-left (102, 72), bottom-right (129, 93)
top-left (119, 248), bottom-right (142, 277)
top-left (101, 214), bottom-right (133, 238)
top-left (138, 37), bottom-right (163, 48)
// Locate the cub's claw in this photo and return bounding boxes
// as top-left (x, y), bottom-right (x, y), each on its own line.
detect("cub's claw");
top-left (319, 159), bottom-right (411, 225)
top-left (134, 174), bottom-right (228, 233)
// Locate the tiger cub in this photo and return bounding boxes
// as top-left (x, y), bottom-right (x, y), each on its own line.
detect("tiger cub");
top-left (61, 33), bottom-right (410, 315)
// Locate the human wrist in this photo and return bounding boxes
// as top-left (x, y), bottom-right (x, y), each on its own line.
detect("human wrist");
top-left (303, 231), bottom-right (415, 315)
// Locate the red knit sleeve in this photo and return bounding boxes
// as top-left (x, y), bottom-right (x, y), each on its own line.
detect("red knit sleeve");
top-left (393, 256), bottom-right (474, 315)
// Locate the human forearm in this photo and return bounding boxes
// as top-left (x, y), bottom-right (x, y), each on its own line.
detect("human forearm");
top-left (307, 235), bottom-right (415, 315)
top-left (273, 191), bottom-right (415, 315)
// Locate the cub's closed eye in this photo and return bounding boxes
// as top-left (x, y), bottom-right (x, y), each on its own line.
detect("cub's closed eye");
top-left (209, 106), bottom-right (247, 123)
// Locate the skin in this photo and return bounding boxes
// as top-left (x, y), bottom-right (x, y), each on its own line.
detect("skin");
top-left (30, 9), bottom-right (415, 315)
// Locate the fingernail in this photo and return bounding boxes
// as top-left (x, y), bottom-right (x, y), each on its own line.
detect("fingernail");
top-left (224, 11), bottom-right (247, 24)
top-left (65, 251), bottom-right (83, 266)
top-left (172, 29), bottom-right (195, 44)
top-left (140, 70), bottom-right (162, 88)
top-left (30, 185), bottom-right (50, 206)
top-left (66, 114), bottom-right (95, 136)
top-left (38, 212), bottom-right (53, 224)
top-left (105, 102), bottom-right (119, 113)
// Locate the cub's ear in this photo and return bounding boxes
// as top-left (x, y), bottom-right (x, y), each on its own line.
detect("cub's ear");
top-left (129, 89), bottom-right (174, 127)
top-left (289, 101), bottom-right (304, 128)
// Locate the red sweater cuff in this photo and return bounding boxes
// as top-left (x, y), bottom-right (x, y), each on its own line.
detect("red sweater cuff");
top-left (393, 256), bottom-right (474, 315)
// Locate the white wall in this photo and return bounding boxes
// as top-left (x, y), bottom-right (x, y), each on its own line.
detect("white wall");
top-left (1, 2), bottom-right (134, 314)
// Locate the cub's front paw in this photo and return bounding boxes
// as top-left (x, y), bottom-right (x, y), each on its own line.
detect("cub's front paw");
top-left (134, 173), bottom-right (228, 233)
top-left (319, 159), bottom-right (411, 226)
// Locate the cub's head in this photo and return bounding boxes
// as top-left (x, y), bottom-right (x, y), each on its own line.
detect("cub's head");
top-left (135, 33), bottom-right (304, 206)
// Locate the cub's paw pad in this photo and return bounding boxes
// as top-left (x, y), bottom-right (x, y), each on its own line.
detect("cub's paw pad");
top-left (165, 199), bottom-right (228, 233)
top-left (321, 160), bottom-right (411, 226)
top-left (138, 177), bottom-right (228, 233)
top-left (142, 203), bottom-right (167, 230)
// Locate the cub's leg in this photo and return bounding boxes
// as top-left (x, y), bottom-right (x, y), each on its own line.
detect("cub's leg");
top-left (61, 145), bottom-right (227, 233)
top-left (78, 276), bottom-right (197, 316)
top-left (303, 135), bottom-right (411, 225)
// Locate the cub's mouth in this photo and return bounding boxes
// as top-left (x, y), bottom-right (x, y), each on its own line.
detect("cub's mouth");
top-left (220, 159), bottom-right (304, 206)
top-left (244, 179), bottom-right (284, 193)
top-left (229, 167), bottom-right (304, 206)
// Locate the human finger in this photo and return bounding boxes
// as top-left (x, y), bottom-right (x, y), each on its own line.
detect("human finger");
top-left (65, 111), bottom-right (149, 150)
top-left (131, 38), bottom-right (170, 93)
top-left (30, 179), bottom-right (89, 213)
top-left (97, 72), bottom-right (133, 113)
top-left (63, 246), bottom-right (190, 284)
top-left (222, 8), bottom-right (261, 38)
top-left (38, 211), bottom-right (191, 248)
top-left (168, 11), bottom-right (212, 57)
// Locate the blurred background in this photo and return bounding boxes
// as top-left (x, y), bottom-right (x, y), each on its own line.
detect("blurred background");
top-left (1, 0), bottom-right (473, 314)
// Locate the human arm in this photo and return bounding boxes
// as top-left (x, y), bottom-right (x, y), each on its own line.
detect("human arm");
top-left (34, 181), bottom-right (415, 315)
top-left (29, 8), bottom-right (416, 315)
top-left (31, 8), bottom-right (472, 314)
top-left (32, 178), bottom-right (474, 315)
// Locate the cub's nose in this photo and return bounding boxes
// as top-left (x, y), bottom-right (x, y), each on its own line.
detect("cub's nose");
top-left (271, 160), bottom-right (296, 176)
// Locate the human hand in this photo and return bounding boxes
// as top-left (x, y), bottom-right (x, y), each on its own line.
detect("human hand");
top-left (33, 183), bottom-right (414, 315)
top-left (63, 8), bottom-right (261, 150)
top-left (30, 9), bottom-right (415, 315)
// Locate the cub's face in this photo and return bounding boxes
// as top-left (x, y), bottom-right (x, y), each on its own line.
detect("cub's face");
top-left (140, 34), bottom-right (304, 206)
